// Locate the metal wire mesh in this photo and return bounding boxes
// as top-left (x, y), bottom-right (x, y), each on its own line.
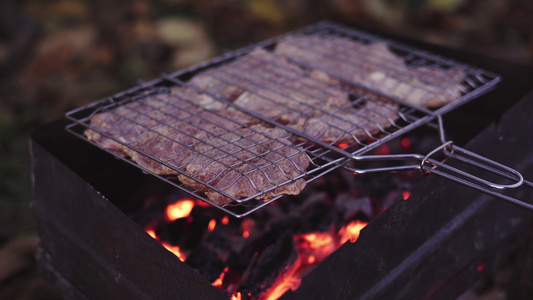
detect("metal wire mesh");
top-left (67, 85), bottom-right (344, 217)
top-left (177, 48), bottom-right (416, 154)
top-left (66, 21), bottom-right (501, 217)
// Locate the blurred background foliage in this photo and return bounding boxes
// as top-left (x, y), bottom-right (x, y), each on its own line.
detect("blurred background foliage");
top-left (2, 0), bottom-right (533, 221)
top-left (1, 0), bottom-right (533, 298)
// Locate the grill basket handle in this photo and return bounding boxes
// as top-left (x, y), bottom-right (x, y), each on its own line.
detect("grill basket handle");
top-left (343, 142), bottom-right (533, 211)
top-left (421, 142), bottom-right (533, 210)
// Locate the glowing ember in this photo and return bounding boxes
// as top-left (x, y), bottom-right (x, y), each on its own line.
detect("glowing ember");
top-left (262, 221), bottom-right (369, 300)
top-left (402, 191), bottom-right (411, 200)
top-left (160, 241), bottom-right (186, 261)
top-left (165, 199), bottom-right (194, 222)
top-left (148, 208), bottom-right (368, 300)
top-left (262, 257), bottom-right (302, 300)
top-left (300, 233), bottom-right (333, 249)
top-left (208, 219), bottom-right (217, 232)
top-left (338, 220), bottom-right (367, 244)
top-left (338, 143), bottom-right (349, 149)
top-left (307, 255), bottom-right (316, 264)
top-left (212, 267), bottom-right (228, 288)
top-left (146, 229), bottom-right (156, 239)
top-left (221, 216), bottom-right (229, 225)
top-left (241, 219), bottom-right (255, 239)
top-left (145, 227), bottom-right (187, 261)
top-left (297, 232), bottom-right (335, 265)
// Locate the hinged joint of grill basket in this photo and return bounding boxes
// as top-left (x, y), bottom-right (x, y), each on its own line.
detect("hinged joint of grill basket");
top-left (65, 21), bottom-right (532, 217)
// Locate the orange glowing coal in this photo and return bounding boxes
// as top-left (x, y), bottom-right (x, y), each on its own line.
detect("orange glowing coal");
top-left (145, 227), bottom-right (187, 261)
top-left (161, 241), bottom-right (186, 261)
top-left (307, 255), bottom-right (315, 264)
top-left (338, 220), bottom-right (367, 244)
top-left (221, 216), bottom-right (229, 225)
top-left (208, 219), bottom-right (217, 232)
top-left (261, 221), bottom-right (368, 300)
top-left (231, 292), bottom-right (242, 300)
top-left (300, 233), bottom-right (333, 248)
top-left (241, 218), bottom-right (255, 239)
top-left (146, 229), bottom-right (156, 239)
top-left (165, 199), bottom-right (194, 222)
top-left (212, 267), bottom-right (228, 288)
top-left (262, 256), bottom-right (302, 300)
top-left (297, 232), bottom-right (335, 263)
top-left (147, 197), bottom-right (370, 300)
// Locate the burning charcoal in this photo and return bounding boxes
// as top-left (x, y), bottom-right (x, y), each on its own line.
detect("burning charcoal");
top-left (185, 245), bottom-right (227, 283)
top-left (239, 233), bottom-right (298, 299)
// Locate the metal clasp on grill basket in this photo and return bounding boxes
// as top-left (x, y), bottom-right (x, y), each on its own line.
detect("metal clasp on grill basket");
top-left (342, 116), bottom-right (533, 211)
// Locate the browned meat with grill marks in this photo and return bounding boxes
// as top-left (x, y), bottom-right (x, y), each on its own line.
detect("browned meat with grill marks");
top-left (203, 127), bottom-right (310, 205)
top-left (302, 100), bottom-right (399, 144)
top-left (190, 49), bottom-right (352, 126)
top-left (177, 126), bottom-right (267, 191)
top-left (84, 111), bottom-right (134, 155)
top-left (178, 124), bottom-right (310, 205)
top-left (189, 47), bottom-right (398, 145)
top-left (275, 35), bottom-right (465, 108)
top-left (85, 89), bottom-right (208, 174)
top-left (127, 123), bottom-right (200, 174)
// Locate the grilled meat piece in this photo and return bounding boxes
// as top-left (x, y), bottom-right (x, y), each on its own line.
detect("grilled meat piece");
top-left (190, 49), bottom-right (351, 126)
top-left (275, 35), bottom-right (465, 108)
top-left (85, 87), bottom-right (310, 205)
top-left (302, 100), bottom-right (399, 144)
top-left (85, 89), bottom-right (207, 174)
top-left (203, 126), bottom-right (310, 205)
top-left (189, 48), bottom-right (399, 145)
top-left (179, 124), bottom-right (310, 205)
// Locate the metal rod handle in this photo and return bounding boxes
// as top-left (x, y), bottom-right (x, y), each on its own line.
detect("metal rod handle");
top-left (441, 144), bottom-right (524, 189)
top-left (343, 142), bottom-right (533, 211)
top-left (427, 164), bottom-right (533, 211)
top-left (343, 153), bottom-right (424, 174)
top-left (421, 143), bottom-right (524, 190)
